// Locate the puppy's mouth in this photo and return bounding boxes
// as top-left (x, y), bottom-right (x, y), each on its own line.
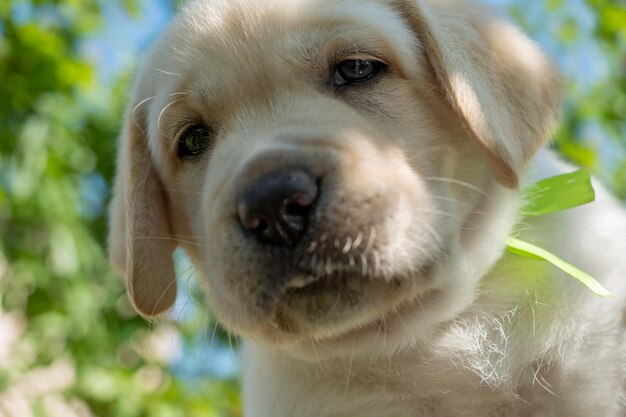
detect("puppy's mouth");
top-left (261, 239), bottom-right (441, 337)
top-left (269, 272), bottom-right (384, 334)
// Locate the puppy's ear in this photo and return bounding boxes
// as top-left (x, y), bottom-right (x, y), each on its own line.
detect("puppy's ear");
top-left (399, 0), bottom-right (563, 188)
top-left (108, 104), bottom-right (177, 317)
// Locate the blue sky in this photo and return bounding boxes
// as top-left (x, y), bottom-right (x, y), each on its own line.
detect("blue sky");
top-left (82, 0), bottom-right (174, 83)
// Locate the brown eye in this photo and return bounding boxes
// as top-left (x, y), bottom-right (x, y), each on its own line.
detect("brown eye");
top-left (178, 125), bottom-right (212, 158)
top-left (335, 60), bottom-right (383, 85)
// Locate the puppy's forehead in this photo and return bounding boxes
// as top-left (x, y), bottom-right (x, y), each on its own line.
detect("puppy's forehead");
top-left (160, 0), bottom-right (418, 94)
top-left (176, 0), bottom-right (405, 39)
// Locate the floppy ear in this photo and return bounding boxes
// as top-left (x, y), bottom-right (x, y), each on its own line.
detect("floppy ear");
top-left (398, 0), bottom-right (563, 188)
top-left (108, 104), bottom-right (177, 317)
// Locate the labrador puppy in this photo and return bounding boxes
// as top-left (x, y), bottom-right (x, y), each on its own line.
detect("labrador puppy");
top-left (108, 0), bottom-right (626, 415)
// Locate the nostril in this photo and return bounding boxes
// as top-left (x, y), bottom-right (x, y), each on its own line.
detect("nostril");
top-left (237, 168), bottom-right (319, 247)
top-left (242, 215), bottom-right (267, 234)
top-left (285, 193), bottom-right (315, 216)
top-left (237, 203), bottom-right (270, 236)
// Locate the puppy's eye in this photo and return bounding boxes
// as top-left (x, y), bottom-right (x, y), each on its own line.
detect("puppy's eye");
top-left (335, 60), bottom-right (383, 85)
top-left (178, 125), bottom-right (213, 158)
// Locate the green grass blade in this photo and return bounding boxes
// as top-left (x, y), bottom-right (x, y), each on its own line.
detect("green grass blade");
top-left (505, 237), bottom-right (613, 297)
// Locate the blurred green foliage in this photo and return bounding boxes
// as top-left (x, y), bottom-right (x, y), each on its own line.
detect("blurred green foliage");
top-left (0, 0), bottom-right (624, 416)
top-left (545, 0), bottom-right (626, 197)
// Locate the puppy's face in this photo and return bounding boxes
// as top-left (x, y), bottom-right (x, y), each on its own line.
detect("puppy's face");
top-left (160, 0), bottom-right (485, 342)
top-left (109, 0), bottom-right (562, 357)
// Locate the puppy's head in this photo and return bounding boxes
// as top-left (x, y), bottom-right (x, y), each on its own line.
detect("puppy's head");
top-left (109, 0), bottom-right (561, 358)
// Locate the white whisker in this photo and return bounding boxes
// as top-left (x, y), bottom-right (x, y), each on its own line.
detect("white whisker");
top-left (360, 253), bottom-right (368, 277)
top-left (310, 338), bottom-right (324, 371)
top-left (373, 250), bottom-right (382, 277)
top-left (353, 232), bottom-right (363, 250)
top-left (342, 236), bottom-right (353, 254)
top-left (343, 336), bottom-right (357, 398)
top-left (419, 220), bottom-right (444, 248)
top-left (155, 68), bottom-right (183, 77)
top-left (415, 208), bottom-right (462, 220)
top-left (132, 96), bottom-right (155, 130)
top-left (365, 227), bottom-right (377, 253)
top-left (424, 176), bottom-right (487, 197)
top-left (157, 96), bottom-right (188, 137)
top-left (149, 274), bottom-right (180, 317)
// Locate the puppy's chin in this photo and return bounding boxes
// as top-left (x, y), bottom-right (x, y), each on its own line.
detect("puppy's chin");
top-left (210, 247), bottom-right (458, 354)
top-left (228, 235), bottom-right (487, 361)
top-left (240, 272), bottom-right (435, 350)
top-left (272, 267), bottom-right (435, 334)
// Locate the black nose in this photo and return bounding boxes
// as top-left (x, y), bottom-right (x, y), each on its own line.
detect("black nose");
top-left (237, 168), bottom-right (318, 247)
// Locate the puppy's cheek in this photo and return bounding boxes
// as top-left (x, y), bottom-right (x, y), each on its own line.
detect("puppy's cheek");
top-left (200, 223), bottom-right (267, 332)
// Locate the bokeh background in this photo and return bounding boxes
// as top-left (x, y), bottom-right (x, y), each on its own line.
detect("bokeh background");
top-left (0, 0), bottom-right (624, 416)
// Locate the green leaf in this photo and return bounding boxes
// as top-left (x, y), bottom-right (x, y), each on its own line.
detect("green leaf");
top-left (506, 237), bottom-right (613, 297)
top-left (521, 170), bottom-right (595, 217)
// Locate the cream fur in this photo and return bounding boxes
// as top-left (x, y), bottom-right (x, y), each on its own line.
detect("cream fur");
top-left (108, 0), bottom-right (626, 415)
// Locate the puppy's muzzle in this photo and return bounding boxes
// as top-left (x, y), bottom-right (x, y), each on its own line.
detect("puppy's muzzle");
top-left (237, 168), bottom-right (319, 247)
